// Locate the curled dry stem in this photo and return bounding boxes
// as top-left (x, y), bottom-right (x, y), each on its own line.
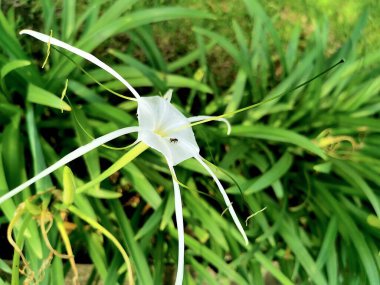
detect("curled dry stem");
top-left (7, 202), bottom-right (36, 282)
top-left (40, 209), bottom-right (72, 259)
top-left (36, 252), bottom-right (54, 284)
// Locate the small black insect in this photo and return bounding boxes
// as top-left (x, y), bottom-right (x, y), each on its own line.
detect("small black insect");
top-left (169, 138), bottom-right (178, 143)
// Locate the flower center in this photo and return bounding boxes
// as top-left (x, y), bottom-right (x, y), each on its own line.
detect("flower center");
top-left (153, 129), bottom-right (169, 138)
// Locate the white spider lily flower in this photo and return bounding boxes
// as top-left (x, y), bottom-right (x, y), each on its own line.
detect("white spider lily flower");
top-left (137, 94), bottom-right (200, 166)
top-left (0, 30), bottom-right (249, 285)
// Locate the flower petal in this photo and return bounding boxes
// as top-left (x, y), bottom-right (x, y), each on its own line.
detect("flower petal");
top-left (0, 127), bottom-right (140, 205)
top-left (167, 163), bottom-right (185, 285)
top-left (137, 96), bottom-right (191, 132)
top-left (188, 116), bottom-right (231, 135)
top-left (195, 156), bottom-right (249, 245)
top-left (137, 96), bottom-right (200, 165)
top-left (19, 29), bottom-right (140, 99)
top-left (163, 89), bottom-right (173, 102)
top-left (138, 130), bottom-right (174, 165)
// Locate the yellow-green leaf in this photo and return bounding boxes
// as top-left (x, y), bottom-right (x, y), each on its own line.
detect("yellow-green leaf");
top-left (1, 60), bottom-right (31, 79)
top-left (63, 166), bottom-right (76, 206)
top-left (367, 215), bottom-right (380, 229)
top-left (27, 83), bottom-right (71, 111)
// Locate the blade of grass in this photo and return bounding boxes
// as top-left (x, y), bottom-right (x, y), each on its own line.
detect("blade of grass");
top-left (231, 125), bottom-right (327, 159)
top-left (27, 84), bottom-right (71, 111)
top-left (254, 251), bottom-right (294, 285)
top-left (26, 104), bottom-right (53, 192)
top-left (69, 205), bottom-right (134, 285)
top-left (237, 151), bottom-right (293, 195)
top-left (109, 200), bottom-right (154, 285)
top-left (71, 108), bottom-right (101, 185)
top-left (317, 183), bottom-right (380, 285)
top-left (172, 228), bottom-right (248, 285)
top-left (49, 7), bottom-right (215, 82)
top-left (61, 0), bottom-right (76, 41)
top-left (333, 160), bottom-right (380, 218)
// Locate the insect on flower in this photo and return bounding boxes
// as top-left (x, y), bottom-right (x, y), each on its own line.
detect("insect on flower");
top-left (0, 30), bottom-right (248, 285)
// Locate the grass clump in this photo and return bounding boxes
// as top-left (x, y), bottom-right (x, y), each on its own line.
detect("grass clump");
top-left (0, 0), bottom-right (379, 284)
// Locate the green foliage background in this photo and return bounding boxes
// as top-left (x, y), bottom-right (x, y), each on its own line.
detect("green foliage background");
top-left (0, 0), bottom-right (379, 284)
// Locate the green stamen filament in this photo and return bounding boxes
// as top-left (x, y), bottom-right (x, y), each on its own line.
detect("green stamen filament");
top-left (60, 79), bottom-right (69, 113)
top-left (245, 207), bottom-right (267, 226)
top-left (52, 47), bottom-right (136, 101)
top-left (41, 30), bottom-right (52, 69)
top-left (184, 59), bottom-right (345, 132)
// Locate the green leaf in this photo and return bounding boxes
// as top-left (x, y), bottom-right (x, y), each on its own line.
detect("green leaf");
top-left (160, 188), bottom-right (174, 230)
top-left (104, 253), bottom-right (123, 285)
top-left (189, 257), bottom-right (220, 285)
top-left (71, 108), bottom-right (100, 183)
top-left (110, 200), bottom-right (154, 285)
top-left (240, 152), bottom-right (293, 195)
top-left (27, 84), bottom-right (71, 111)
top-left (254, 252), bottom-right (294, 285)
top-left (0, 143), bottom-right (17, 221)
top-left (231, 125), bottom-right (327, 159)
top-left (278, 217), bottom-right (328, 285)
top-left (76, 144), bottom-right (150, 206)
top-left (135, 199), bottom-right (165, 240)
top-left (2, 116), bottom-right (23, 189)
top-left (26, 104), bottom-right (52, 192)
top-left (63, 166), bottom-right (76, 206)
top-left (186, 193), bottom-right (228, 250)
top-left (179, 231), bottom-right (248, 285)
top-left (50, 243), bottom-right (65, 284)
top-left (194, 27), bottom-right (241, 63)
top-left (313, 162), bottom-right (332, 174)
top-left (318, 186), bottom-right (380, 285)
top-left (1, 60), bottom-right (30, 79)
top-left (50, 7), bottom-right (215, 80)
top-left (85, 188), bottom-right (122, 199)
top-left (316, 216), bottom-right (338, 270)
top-left (0, 258), bottom-right (12, 274)
top-left (333, 161), bottom-right (380, 218)
top-left (367, 215), bottom-right (380, 230)
top-left (225, 69), bottom-right (247, 113)
top-left (122, 163), bottom-right (162, 209)
top-left (85, 232), bottom-right (107, 280)
top-left (61, 0), bottom-right (76, 41)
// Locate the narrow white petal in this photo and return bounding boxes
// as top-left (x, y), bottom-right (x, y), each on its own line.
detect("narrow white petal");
top-left (19, 29), bottom-right (140, 99)
top-left (163, 89), bottom-right (173, 102)
top-left (195, 156), bottom-right (248, 245)
top-left (188, 116), bottom-right (231, 135)
top-left (167, 163), bottom-right (185, 285)
top-left (0, 127), bottom-right (140, 205)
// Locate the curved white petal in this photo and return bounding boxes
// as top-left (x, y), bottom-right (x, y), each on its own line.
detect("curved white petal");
top-left (138, 130), bottom-right (174, 165)
top-left (0, 127), bottom-right (140, 205)
top-left (19, 29), bottom-right (140, 99)
top-left (195, 156), bottom-right (248, 245)
top-left (188, 116), bottom-right (231, 135)
top-left (167, 163), bottom-right (185, 285)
